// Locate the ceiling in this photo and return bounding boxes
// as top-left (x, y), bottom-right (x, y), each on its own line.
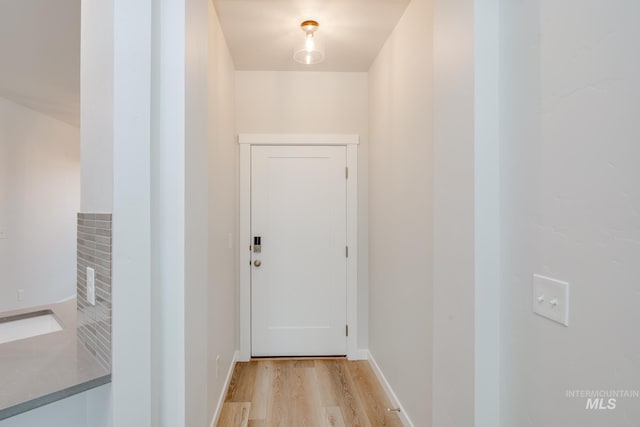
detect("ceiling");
top-left (0, 0), bottom-right (80, 127)
top-left (0, 0), bottom-right (409, 126)
top-left (213, 0), bottom-right (411, 71)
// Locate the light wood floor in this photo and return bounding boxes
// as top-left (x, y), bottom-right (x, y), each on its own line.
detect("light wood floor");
top-left (217, 359), bottom-right (404, 427)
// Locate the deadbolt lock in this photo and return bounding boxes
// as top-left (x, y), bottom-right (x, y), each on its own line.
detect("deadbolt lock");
top-left (253, 260), bottom-right (262, 267)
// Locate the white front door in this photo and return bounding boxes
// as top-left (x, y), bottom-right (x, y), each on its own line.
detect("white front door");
top-left (251, 145), bottom-right (347, 357)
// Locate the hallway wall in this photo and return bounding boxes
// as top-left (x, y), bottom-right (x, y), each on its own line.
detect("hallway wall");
top-left (235, 70), bottom-right (370, 350)
top-left (500, 1), bottom-right (640, 426)
top-left (207, 1), bottom-right (238, 423)
top-left (430, 0), bottom-right (476, 424)
top-left (368, 0), bottom-right (434, 424)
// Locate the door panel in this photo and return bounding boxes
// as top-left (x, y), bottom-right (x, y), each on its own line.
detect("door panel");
top-left (251, 145), bottom-right (347, 356)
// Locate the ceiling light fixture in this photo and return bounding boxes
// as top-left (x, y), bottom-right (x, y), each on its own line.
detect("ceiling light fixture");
top-left (293, 20), bottom-right (325, 65)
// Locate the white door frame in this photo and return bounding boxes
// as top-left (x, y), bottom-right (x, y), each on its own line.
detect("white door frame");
top-left (238, 134), bottom-right (359, 361)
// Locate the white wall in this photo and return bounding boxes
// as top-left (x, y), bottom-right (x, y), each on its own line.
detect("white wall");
top-left (80, 0), bottom-right (113, 213)
top-left (500, 1), bottom-right (640, 426)
top-left (184, 0), bottom-right (210, 425)
top-left (473, 0), bottom-right (500, 425)
top-left (0, 97), bottom-right (79, 312)
top-left (207, 2), bottom-right (238, 424)
top-left (82, 0), bottom-right (215, 424)
top-left (150, 0), bottom-right (210, 425)
top-left (83, 1), bottom-right (230, 425)
top-left (431, 0), bottom-right (477, 425)
top-left (235, 70), bottom-right (370, 350)
top-left (367, 0), bottom-right (434, 425)
top-left (150, 0), bottom-right (187, 422)
top-left (111, 0), bottom-right (153, 425)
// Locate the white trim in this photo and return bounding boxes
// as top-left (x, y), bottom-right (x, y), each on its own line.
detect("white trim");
top-left (238, 133), bottom-right (359, 146)
top-left (367, 350), bottom-right (414, 427)
top-left (238, 134), bottom-right (359, 360)
top-left (209, 350), bottom-right (239, 427)
top-left (238, 143), bottom-right (251, 362)
top-left (345, 144), bottom-right (359, 360)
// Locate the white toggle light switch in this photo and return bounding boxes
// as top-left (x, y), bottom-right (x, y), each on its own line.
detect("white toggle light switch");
top-left (87, 267), bottom-right (96, 306)
top-left (533, 274), bottom-right (569, 326)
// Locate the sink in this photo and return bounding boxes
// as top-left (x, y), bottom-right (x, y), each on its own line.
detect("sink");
top-left (0, 310), bottom-right (63, 345)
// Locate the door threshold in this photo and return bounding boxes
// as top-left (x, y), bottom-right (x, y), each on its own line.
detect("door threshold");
top-left (250, 355), bottom-right (347, 361)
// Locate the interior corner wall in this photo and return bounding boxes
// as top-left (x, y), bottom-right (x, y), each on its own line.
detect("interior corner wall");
top-left (367, 0), bottom-right (434, 424)
top-left (150, 0), bottom-right (213, 425)
top-left (499, 1), bottom-right (640, 426)
top-left (235, 70), bottom-right (370, 351)
top-left (0, 97), bottom-right (80, 312)
top-left (207, 1), bottom-right (238, 423)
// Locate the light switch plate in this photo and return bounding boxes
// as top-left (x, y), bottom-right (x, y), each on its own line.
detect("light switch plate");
top-left (533, 274), bottom-right (569, 326)
top-left (87, 267), bottom-right (96, 306)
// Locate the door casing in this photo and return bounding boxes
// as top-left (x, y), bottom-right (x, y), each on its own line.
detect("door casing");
top-left (238, 134), bottom-right (360, 361)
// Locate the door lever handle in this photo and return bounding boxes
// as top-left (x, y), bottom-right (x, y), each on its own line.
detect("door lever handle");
top-left (253, 260), bottom-right (262, 267)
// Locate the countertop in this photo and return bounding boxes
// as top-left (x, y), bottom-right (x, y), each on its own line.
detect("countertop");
top-left (0, 299), bottom-right (111, 420)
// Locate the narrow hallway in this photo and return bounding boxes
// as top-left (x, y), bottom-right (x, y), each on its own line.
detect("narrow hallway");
top-left (217, 359), bottom-right (403, 427)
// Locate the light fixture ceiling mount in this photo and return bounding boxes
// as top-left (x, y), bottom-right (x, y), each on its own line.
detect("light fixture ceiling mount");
top-left (293, 19), bottom-right (325, 65)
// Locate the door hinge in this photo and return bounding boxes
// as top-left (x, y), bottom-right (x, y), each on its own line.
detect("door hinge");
top-left (346, 324), bottom-right (349, 337)
top-left (345, 167), bottom-right (349, 179)
top-left (345, 246), bottom-right (349, 257)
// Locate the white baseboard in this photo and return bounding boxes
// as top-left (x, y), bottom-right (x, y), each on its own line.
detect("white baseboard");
top-left (209, 350), bottom-right (239, 427)
top-left (366, 350), bottom-right (415, 427)
top-left (355, 348), bottom-right (369, 360)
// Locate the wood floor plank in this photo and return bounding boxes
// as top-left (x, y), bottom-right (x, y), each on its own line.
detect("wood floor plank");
top-left (288, 367), bottom-right (325, 427)
top-left (314, 360), bottom-right (371, 427)
top-left (315, 360), bottom-right (340, 406)
top-left (249, 360), bottom-right (272, 420)
top-left (347, 361), bottom-right (404, 427)
top-left (226, 362), bottom-right (259, 403)
top-left (217, 402), bottom-right (251, 427)
top-left (220, 359), bottom-right (400, 427)
top-left (265, 360), bottom-right (291, 426)
top-left (292, 359), bottom-right (315, 368)
top-left (324, 406), bottom-right (347, 427)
